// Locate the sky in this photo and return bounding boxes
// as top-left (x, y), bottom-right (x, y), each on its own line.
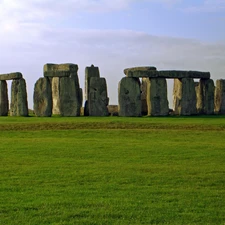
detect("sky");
top-left (0, 0), bottom-right (225, 108)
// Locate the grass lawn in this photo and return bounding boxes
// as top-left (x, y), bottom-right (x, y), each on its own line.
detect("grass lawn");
top-left (0, 116), bottom-right (225, 224)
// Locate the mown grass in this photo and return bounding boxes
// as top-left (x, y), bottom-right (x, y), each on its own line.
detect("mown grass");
top-left (0, 116), bottom-right (225, 224)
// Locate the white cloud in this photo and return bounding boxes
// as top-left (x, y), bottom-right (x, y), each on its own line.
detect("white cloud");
top-left (0, 25), bottom-right (224, 108)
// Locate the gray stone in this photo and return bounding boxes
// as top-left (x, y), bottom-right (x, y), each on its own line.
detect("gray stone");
top-left (84, 100), bottom-right (89, 116)
top-left (59, 76), bottom-right (81, 116)
top-left (147, 78), bottom-right (169, 116)
top-left (33, 77), bottom-right (52, 117)
top-left (173, 78), bottom-right (197, 115)
top-left (44, 63), bottom-right (78, 77)
top-left (118, 77), bottom-right (141, 117)
top-left (88, 77), bottom-right (109, 116)
top-left (10, 78), bottom-right (28, 116)
top-left (0, 72), bottom-right (22, 81)
top-left (196, 79), bottom-right (214, 115)
top-left (214, 79), bottom-right (225, 114)
top-left (141, 78), bottom-right (148, 115)
top-left (85, 65), bottom-right (100, 100)
top-left (0, 81), bottom-right (9, 116)
top-left (125, 68), bottom-right (210, 79)
top-left (51, 74), bottom-right (81, 116)
top-left (52, 77), bottom-right (60, 115)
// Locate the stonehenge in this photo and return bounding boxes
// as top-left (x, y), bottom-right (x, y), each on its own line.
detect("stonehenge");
top-left (0, 73), bottom-right (28, 117)
top-left (84, 65), bottom-right (109, 116)
top-left (118, 77), bottom-right (142, 117)
top-left (1, 64), bottom-right (225, 117)
top-left (214, 80), bottom-right (225, 114)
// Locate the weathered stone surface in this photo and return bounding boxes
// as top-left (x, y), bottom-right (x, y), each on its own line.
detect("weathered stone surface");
top-left (214, 79), bottom-right (225, 114)
top-left (88, 77), bottom-right (109, 116)
top-left (85, 65), bottom-right (100, 100)
top-left (0, 72), bottom-right (22, 81)
top-left (51, 73), bottom-right (81, 116)
top-left (196, 79), bottom-right (214, 115)
top-left (78, 88), bottom-right (83, 108)
top-left (0, 81), bottom-right (9, 116)
top-left (147, 78), bottom-right (169, 116)
top-left (125, 68), bottom-right (210, 79)
top-left (124, 66), bottom-right (157, 76)
top-left (44, 63), bottom-right (78, 77)
top-left (10, 78), bottom-right (28, 116)
top-left (118, 77), bottom-right (141, 117)
top-left (141, 78), bottom-right (148, 115)
top-left (33, 77), bottom-right (52, 117)
top-left (59, 76), bottom-right (81, 116)
top-left (173, 78), bottom-right (197, 115)
top-left (108, 105), bottom-right (118, 116)
top-left (52, 77), bottom-right (60, 115)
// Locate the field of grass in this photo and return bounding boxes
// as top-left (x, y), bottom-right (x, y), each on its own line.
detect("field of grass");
top-left (1, 116), bottom-right (225, 224)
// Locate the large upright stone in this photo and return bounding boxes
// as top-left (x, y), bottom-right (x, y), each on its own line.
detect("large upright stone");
top-left (141, 78), bottom-right (148, 115)
top-left (147, 78), bottom-right (169, 116)
top-left (10, 78), bottom-right (28, 116)
top-left (196, 79), bottom-right (214, 115)
top-left (33, 77), bottom-right (52, 117)
top-left (85, 65), bottom-right (100, 101)
top-left (214, 79), bottom-right (225, 114)
top-left (0, 80), bottom-right (9, 116)
top-left (118, 77), bottom-right (141, 117)
top-left (88, 77), bottom-right (109, 116)
top-left (59, 76), bottom-right (81, 116)
top-left (173, 78), bottom-right (197, 115)
top-left (52, 77), bottom-right (60, 115)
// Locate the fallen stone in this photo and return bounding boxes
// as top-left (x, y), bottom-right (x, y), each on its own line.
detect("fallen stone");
top-left (33, 77), bottom-right (52, 117)
top-left (118, 77), bottom-right (141, 117)
top-left (85, 65), bottom-right (100, 100)
top-left (196, 79), bottom-right (214, 115)
top-left (173, 78), bottom-right (197, 115)
top-left (214, 79), bottom-right (225, 114)
top-left (0, 80), bottom-right (9, 116)
top-left (0, 72), bottom-right (22, 81)
top-left (10, 78), bottom-right (28, 116)
top-left (88, 77), bottom-right (109, 116)
top-left (147, 78), bottom-right (169, 116)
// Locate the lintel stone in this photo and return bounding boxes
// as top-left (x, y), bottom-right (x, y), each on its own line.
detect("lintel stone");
top-left (125, 68), bottom-right (210, 79)
top-left (0, 72), bottom-right (23, 81)
top-left (44, 63), bottom-right (78, 77)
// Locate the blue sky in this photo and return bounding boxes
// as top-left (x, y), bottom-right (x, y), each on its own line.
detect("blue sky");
top-left (0, 0), bottom-right (225, 107)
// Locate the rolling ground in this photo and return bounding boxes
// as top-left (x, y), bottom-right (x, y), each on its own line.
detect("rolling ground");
top-left (0, 116), bottom-right (225, 224)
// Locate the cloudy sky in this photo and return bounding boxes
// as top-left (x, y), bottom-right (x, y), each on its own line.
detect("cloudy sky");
top-left (0, 0), bottom-right (225, 108)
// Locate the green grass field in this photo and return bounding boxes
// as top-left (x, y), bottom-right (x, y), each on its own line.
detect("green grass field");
top-left (1, 116), bottom-right (225, 225)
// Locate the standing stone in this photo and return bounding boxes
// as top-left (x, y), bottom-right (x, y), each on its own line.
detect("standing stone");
top-left (215, 79), bottom-right (225, 114)
top-left (58, 76), bottom-right (81, 116)
top-left (196, 79), bottom-right (214, 115)
top-left (33, 77), bottom-right (52, 117)
top-left (118, 77), bottom-right (141, 117)
top-left (173, 78), bottom-right (197, 115)
top-left (147, 78), bottom-right (169, 116)
top-left (85, 65), bottom-right (100, 101)
top-left (88, 77), bottom-right (109, 116)
top-left (0, 80), bottom-right (9, 116)
top-left (52, 77), bottom-right (60, 115)
top-left (10, 78), bottom-right (28, 116)
top-left (141, 78), bottom-right (148, 115)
